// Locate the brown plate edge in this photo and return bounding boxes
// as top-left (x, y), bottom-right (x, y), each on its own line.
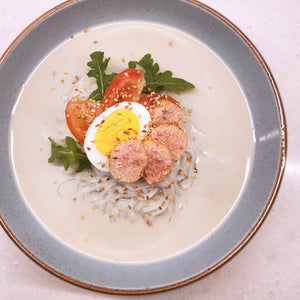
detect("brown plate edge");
top-left (0, 0), bottom-right (287, 295)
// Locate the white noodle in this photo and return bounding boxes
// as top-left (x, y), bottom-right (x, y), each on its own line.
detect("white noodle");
top-left (55, 75), bottom-right (204, 226)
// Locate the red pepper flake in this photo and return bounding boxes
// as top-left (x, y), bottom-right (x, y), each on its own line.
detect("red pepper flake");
top-left (93, 40), bottom-right (98, 44)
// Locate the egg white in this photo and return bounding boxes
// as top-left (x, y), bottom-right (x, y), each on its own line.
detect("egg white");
top-left (84, 101), bottom-right (151, 172)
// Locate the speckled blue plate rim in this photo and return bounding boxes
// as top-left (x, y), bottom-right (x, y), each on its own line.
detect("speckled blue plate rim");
top-left (0, 0), bottom-right (286, 294)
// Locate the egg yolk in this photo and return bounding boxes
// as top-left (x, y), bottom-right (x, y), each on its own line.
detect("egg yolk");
top-left (95, 109), bottom-right (140, 155)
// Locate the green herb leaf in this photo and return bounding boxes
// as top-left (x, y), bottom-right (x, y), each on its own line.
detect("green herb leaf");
top-left (87, 51), bottom-right (117, 101)
top-left (128, 54), bottom-right (194, 94)
top-left (48, 136), bottom-right (90, 172)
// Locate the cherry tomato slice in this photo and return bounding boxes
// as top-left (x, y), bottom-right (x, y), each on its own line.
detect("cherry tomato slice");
top-left (138, 93), bottom-right (180, 109)
top-left (65, 96), bottom-right (105, 143)
top-left (102, 68), bottom-right (145, 108)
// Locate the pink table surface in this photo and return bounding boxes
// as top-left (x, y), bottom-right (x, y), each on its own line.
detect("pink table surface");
top-left (1, 1), bottom-right (299, 299)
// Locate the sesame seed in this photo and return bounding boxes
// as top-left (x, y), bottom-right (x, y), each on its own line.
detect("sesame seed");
top-left (72, 75), bottom-right (79, 84)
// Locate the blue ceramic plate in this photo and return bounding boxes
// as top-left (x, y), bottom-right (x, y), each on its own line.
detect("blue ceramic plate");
top-left (0, 0), bottom-right (286, 294)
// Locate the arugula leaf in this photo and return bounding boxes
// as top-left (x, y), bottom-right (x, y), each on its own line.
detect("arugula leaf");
top-left (87, 51), bottom-right (117, 101)
top-left (128, 54), bottom-right (159, 76)
top-left (48, 136), bottom-right (90, 172)
top-left (128, 54), bottom-right (194, 94)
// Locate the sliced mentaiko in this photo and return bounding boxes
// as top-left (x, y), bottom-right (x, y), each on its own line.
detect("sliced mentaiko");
top-left (149, 99), bottom-right (185, 126)
top-left (151, 123), bottom-right (188, 161)
top-left (139, 93), bottom-right (185, 126)
top-left (109, 139), bottom-right (148, 183)
top-left (138, 93), bottom-right (180, 109)
top-left (143, 140), bottom-right (173, 184)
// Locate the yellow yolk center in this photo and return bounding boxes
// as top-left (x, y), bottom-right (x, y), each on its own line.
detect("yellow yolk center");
top-left (95, 109), bottom-right (140, 155)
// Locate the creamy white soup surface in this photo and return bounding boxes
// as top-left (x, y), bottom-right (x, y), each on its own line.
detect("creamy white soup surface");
top-left (9, 22), bottom-right (254, 262)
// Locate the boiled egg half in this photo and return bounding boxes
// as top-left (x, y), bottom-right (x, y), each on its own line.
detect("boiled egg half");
top-left (84, 101), bottom-right (151, 172)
